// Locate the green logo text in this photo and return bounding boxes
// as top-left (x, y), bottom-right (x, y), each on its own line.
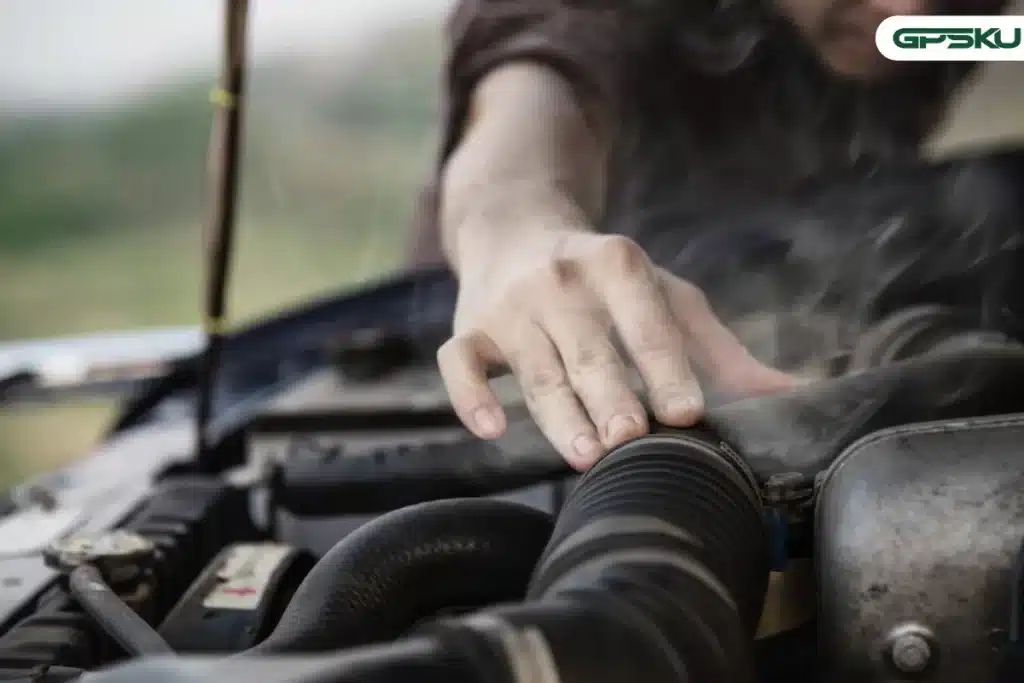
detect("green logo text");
top-left (893, 27), bottom-right (1022, 50)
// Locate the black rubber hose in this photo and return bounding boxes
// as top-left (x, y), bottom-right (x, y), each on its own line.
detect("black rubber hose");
top-left (246, 498), bottom-right (553, 654)
top-left (520, 429), bottom-right (770, 682)
top-left (68, 565), bottom-right (175, 657)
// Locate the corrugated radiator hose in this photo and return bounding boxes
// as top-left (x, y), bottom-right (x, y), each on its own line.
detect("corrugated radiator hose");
top-left (89, 428), bottom-right (771, 683)
top-left (248, 498), bottom-right (556, 654)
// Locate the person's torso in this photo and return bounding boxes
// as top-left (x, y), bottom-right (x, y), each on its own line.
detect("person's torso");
top-left (601, 23), bottom-right (974, 243)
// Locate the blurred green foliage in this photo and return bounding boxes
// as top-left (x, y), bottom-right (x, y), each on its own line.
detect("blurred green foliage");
top-left (0, 22), bottom-right (442, 483)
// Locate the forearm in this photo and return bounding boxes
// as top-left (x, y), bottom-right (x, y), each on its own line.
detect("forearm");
top-left (439, 62), bottom-right (610, 279)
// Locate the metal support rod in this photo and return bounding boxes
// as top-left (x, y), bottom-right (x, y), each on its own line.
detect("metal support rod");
top-left (197, 0), bottom-right (250, 461)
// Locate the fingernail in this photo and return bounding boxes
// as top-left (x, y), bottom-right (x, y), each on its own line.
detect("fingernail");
top-left (572, 434), bottom-right (604, 463)
top-left (473, 406), bottom-right (503, 437)
top-left (606, 414), bottom-right (642, 443)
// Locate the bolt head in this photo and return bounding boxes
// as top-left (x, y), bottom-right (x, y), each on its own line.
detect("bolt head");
top-left (891, 632), bottom-right (932, 674)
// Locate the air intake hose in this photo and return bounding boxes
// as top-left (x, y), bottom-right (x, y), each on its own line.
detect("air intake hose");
top-left (521, 428), bottom-right (770, 680)
top-left (418, 428), bottom-right (771, 683)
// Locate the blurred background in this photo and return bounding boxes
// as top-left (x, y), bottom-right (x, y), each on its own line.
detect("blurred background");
top-left (0, 0), bottom-right (1022, 489)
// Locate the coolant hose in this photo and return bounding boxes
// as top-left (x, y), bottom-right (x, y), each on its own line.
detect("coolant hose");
top-left (247, 497), bottom-right (554, 654)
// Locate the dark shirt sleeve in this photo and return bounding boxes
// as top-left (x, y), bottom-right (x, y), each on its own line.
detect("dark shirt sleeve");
top-left (407, 0), bottom-right (641, 266)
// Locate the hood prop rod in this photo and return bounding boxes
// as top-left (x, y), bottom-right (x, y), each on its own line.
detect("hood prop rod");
top-left (197, 0), bottom-right (249, 463)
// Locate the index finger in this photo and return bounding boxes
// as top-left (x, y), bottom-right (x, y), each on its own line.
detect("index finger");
top-left (437, 331), bottom-right (508, 439)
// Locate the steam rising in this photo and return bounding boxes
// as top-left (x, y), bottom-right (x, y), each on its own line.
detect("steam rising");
top-left (476, 153), bottom-right (1023, 461)
top-left (628, 157), bottom-right (1023, 383)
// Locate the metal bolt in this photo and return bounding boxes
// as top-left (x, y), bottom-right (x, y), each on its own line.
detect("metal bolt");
top-left (891, 632), bottom-right (932, 674)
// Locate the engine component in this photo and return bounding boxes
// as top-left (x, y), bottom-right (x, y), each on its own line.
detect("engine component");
top-left (327, 328), bottom-right (428, 382)
top-left (706, 345), bottom-right (1024, 483)
top-left (249, 366), bottom-right (572, 518)
top-left (42, 530), bottom-right (173, 657)
top-left (846, 304), bottom-right (1019, 372)
top-left (159, 543), bottom-right (314, 653)
top-left (0, 475), bottom-right (251, 672)
top-left (513, 428), bottom-right (770, 682)
top-left (68, 565), bottom-right (174, 657)
top-left (81, 427), bottom-right (769, 683)
top-left (276, 437), bottom-right (570, 517)
top-left (248, 498), bottom-right (553, 654)
top-left (44, 530), bottom-right (157, 592)
top-left (815, 413), bottom-right (1024, 682)
top-left (119, 476), bottom-right (255, 616)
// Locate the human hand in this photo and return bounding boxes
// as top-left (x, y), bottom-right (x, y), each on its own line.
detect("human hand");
top-left (439, 231), bottom-right (797, 470)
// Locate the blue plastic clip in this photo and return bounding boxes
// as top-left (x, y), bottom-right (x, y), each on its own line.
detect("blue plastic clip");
top-left (767, 508), bottom-right (789, 572)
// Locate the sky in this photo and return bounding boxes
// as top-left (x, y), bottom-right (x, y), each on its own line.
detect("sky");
top-left (0, 0), bottom-right (450, 109)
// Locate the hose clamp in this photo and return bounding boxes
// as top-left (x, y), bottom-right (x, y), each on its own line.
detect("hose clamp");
top-left (461, 613), bottom-right (562, 683)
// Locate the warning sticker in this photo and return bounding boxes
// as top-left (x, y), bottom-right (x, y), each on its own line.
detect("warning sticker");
top-left (203, 543), bottom-right (292, 611)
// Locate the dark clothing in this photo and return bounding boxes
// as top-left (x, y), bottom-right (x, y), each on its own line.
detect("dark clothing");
top-left (410, 0), bottom-right (1006, 265)
top-left (411, 0), bottom-right (1021, 365)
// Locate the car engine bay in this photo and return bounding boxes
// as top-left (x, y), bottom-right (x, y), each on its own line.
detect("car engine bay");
top-left (4, 324), bottom-right (1024, 683)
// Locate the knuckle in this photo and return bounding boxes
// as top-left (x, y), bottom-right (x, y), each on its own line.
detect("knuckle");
top-left (528, 258), bottom-right (584, 294)
top-left (592, 235), bottom-right (649, 276)
top-left (520, 364), bottom-right (571, 403)
top-left (528, 368), bottom-right (569, 395)
top-left (567, 342), bottom-right (618, 376)
top-left (546, 257), bottom-right (583, 287)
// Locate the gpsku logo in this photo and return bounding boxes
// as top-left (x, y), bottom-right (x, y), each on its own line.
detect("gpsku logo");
top-left (876, 15), bottom-right (1024, 61)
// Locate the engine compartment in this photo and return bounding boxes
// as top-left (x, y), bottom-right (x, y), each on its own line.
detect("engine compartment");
top-left (4, 338), bottom-right (1024, 683)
